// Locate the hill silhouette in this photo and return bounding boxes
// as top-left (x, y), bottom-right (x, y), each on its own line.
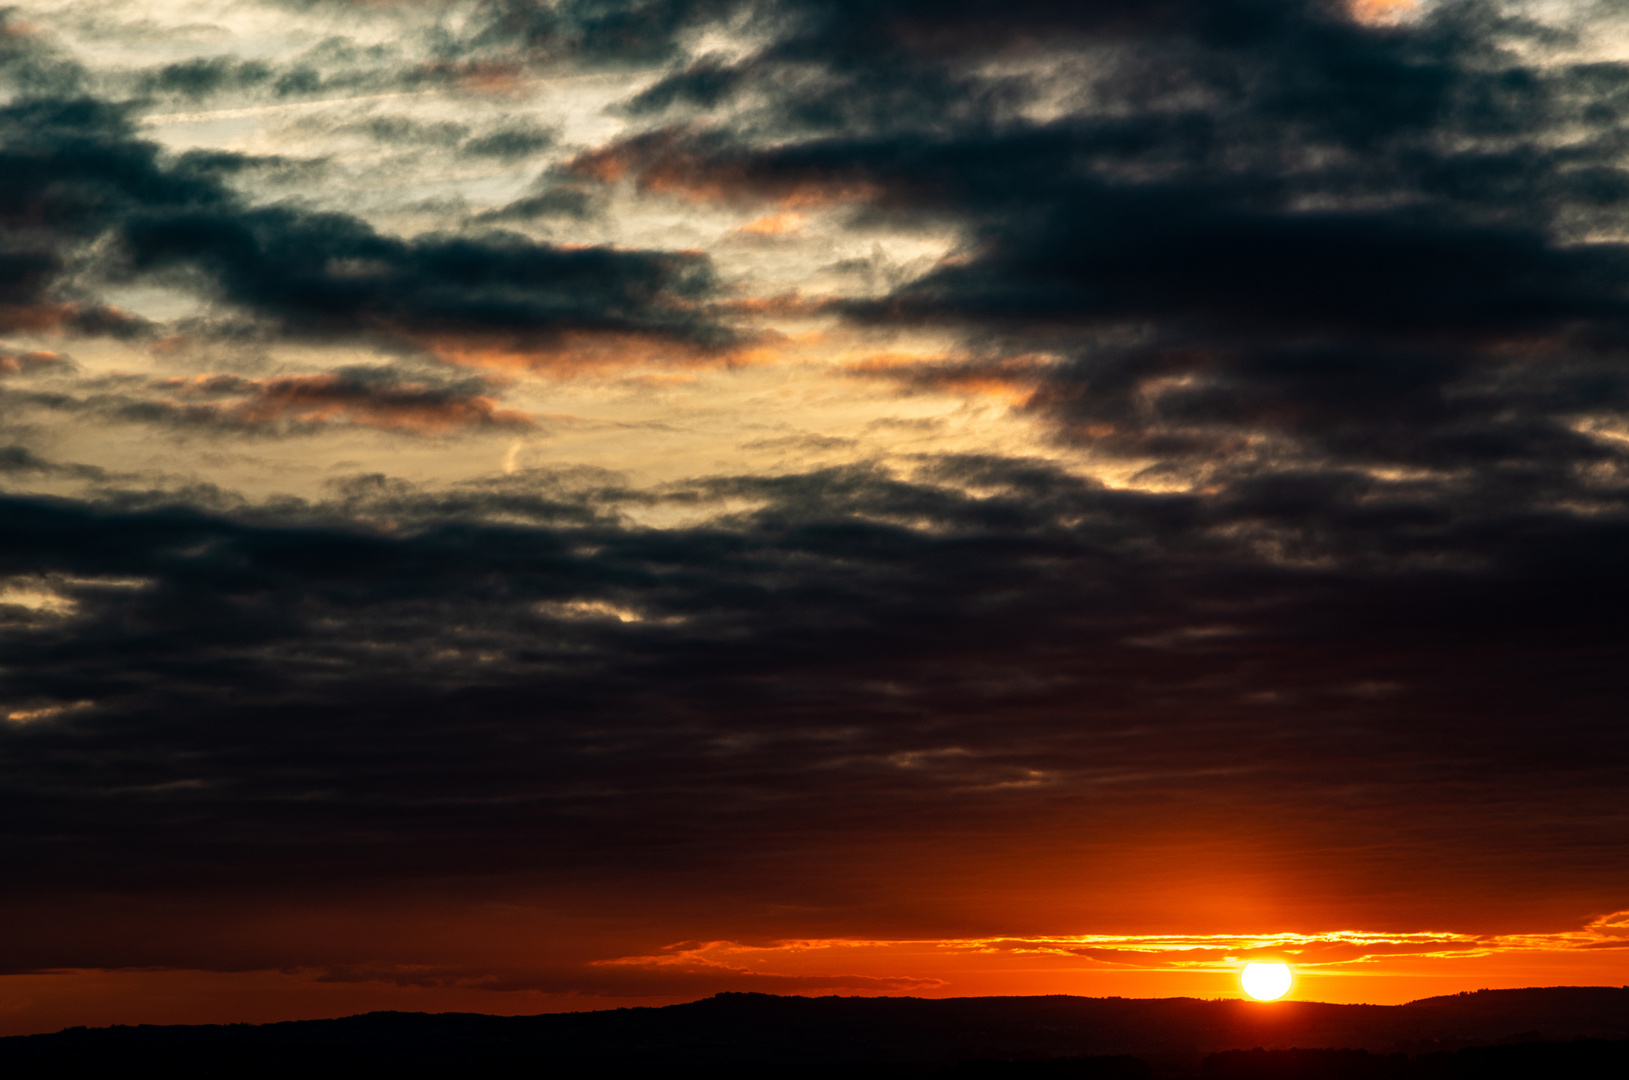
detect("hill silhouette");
top-left (0, 987), bottom-right (1624, 1077)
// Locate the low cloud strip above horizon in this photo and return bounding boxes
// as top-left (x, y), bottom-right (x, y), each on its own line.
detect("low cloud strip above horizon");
top-left (605, 909), bottom-right (1629, 981)
top-left (3, 0), bottom-right (1629, 1030)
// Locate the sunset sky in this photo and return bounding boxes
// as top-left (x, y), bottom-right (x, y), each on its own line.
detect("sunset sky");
top-left (3, 0), bottom-right (1629, 1035)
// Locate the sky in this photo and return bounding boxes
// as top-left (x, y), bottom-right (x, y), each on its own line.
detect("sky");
top-left (2, 0), bottom-right (1628, 1034)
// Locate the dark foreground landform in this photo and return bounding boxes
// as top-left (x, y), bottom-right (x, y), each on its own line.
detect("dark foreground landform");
top-left (0, 987), bottom-right (1625, 1078)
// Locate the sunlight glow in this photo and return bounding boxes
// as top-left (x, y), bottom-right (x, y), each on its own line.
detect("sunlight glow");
top-left (1241, 962), bottom-right (1293, 1000)
top-left (1348, 0), bottom-right (1421, 26)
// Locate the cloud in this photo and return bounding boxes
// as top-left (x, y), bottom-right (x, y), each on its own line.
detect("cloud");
top-left (460, 122), bottom-right (556, 161)
top-left (560, 1), bottom-right (1629, 522)
top-left (847, 353), bottom-right (1052, 404)
top-left (731, 211), bottom-right (804, 237)
top-left (0, 349), bottom-right (71, 376)
top-left (566, 127), bottom-right (891, 207)
top-left (464, 0), bottom-right (740, 68)
top-left (115, 206), bottom-right (735, 367)
top-left (147, 370), bottom-right (534, 434)
top-left (0, 366), bottom-right (530, 437)
top-left (0, 450), bottom-right (1622, 937)
top-left (1348, 0), bottom-right (1422, 27)
top-left (599, 912), bottom-right (1629, 978)
top-left (136, 56), bottom-right (274, 101)
top-left (0, 27), bottom-right (737, 369)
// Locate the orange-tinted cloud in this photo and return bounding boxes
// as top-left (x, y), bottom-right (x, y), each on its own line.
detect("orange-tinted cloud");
top-left (412, 327), bottom-right (782, 377)
top-left (568, 130), bottom-right (886, 208)
top-left (733, 212), bottom-right (805, 237)
top-left (151, 372), bottom-right (531, 433)
top-left (1347, 0), bottom-right (1419, 26)
top-left (0, 348), bottom-right (70, 375)
top-left (599, 911), bottom-right (1629, 990)
top-left (847, 354), bottom-right (1055, 405)
top-left (716, 292), bottom-right (834, 319)
top-left (417, 58), bottom-right (527, 93)
top-left (0, 301), bottom-right (147, 339)
top-left (0, 302), bottom-right (73, 333)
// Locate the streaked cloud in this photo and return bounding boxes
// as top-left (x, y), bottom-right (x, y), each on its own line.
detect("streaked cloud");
top-left (603, 910), bottom-right (1629, 979)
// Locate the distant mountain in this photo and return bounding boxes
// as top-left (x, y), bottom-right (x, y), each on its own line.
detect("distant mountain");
top-left (1, 987), bottom-right (1625, 1077)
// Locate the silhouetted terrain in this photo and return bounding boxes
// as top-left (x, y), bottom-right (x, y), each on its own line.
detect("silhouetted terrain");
top-left (1203, 1040), bottom-right (1629, 1079)
top-left (0, 988), bottom-right (1624, 1077)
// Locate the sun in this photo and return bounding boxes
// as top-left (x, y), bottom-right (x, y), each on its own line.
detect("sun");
top-left (1241, 961), bottom-right (1293, 1000)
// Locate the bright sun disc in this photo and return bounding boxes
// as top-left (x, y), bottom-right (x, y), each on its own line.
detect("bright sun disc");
top-left (1241, 962), bottom-right (1292, 1000)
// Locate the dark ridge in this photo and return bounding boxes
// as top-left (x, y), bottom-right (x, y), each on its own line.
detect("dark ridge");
top-left (0, 987), bottom-right (1624, 1077)
top-left (1202, 1040), bottom-right (1629, 1079)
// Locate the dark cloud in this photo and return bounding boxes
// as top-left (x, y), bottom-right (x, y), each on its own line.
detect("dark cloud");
top-left (0, 96), bottom-right (227, 239)
top-left (137, 56), bottom-right (274, 100)
top-left (621, 54), bottom-right (752, 115)
top-left (0, 11), bottom-right (89, 98)
top-left (0, 452), bottom-right (1626, 948)
top-left (483, 182), bottom-right (606, 222)
top-left (342, 116), bottom-right (471, 148)
top-left (129, 36), bottom-right (509, 107)
top-left (571, 0), bottom-right (1629, 497)
top-left (0, 27), bottom-right (733, 368)
top-left (116, 209), bottom-right (729, 363)
top-left (0, 366), bottom-right (531, 437)
top-left (461, 122), bottom-right (556, 160)
top-left (141, 368), bottom-right (535, 434)
top-left (0, 445), bottom-right (57, 473)
top-left (466, 0), bottom-right (743, 67)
